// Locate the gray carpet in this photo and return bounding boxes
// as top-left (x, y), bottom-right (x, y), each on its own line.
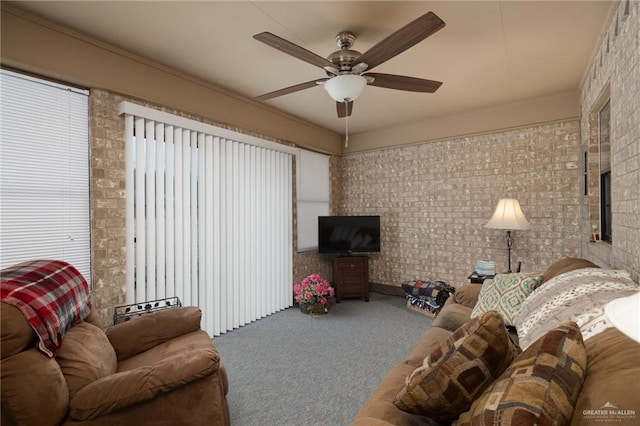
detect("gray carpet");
top-left (214, 293), bottom-right (433, 426)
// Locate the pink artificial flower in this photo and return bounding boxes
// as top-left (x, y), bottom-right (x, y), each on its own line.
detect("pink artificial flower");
top-left (295, 274), bottom-right (334, 306)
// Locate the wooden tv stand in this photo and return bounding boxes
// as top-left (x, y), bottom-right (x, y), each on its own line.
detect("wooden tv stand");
top-left (333, 255), bottom-right (369, 302)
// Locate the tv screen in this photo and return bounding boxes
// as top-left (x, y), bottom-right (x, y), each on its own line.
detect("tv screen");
top-left (318, 216), bottom-right (381, 254)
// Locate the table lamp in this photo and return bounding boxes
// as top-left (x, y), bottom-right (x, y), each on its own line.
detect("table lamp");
top-left (485, 198), bottom-right (531, 273)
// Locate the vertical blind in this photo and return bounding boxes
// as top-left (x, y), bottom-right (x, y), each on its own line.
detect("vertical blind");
top-left (120, 102), bottom-right (294, 336)
top-left (0, 70), bottom-right (90, 281)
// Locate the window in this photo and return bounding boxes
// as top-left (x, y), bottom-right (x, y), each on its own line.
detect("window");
top-left (297, 149), bottom-right (330, 251)
top-left (599, 100), bottom-right (612, 242)
top-left (600, 171), bottom-right (612, 241)
top-left (583, 151), bottom-right (588, 196)
top-left (0, 70), bottom-right (90, 281)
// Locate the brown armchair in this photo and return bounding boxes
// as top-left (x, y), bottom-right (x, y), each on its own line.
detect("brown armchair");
top-left (1, 303), bottom-right (230, 426)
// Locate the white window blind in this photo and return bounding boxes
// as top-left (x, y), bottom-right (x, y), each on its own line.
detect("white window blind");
top-left (297, 149), bottom-right (330, 251)
top-left (120, 102), bottom-right (294, 336)
top-left (0, 70), bottom-right (90, 281)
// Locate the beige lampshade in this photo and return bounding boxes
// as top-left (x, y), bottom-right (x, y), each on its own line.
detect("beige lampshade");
top-left (485, 198), bottom-right (532, 230)
top-left (605, 292), bottom-right (640, 343)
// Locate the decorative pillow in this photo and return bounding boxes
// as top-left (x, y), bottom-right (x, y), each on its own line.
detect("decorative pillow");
top-left (470, 273), bottom-right (543, 326)
top-left (56, 321), bottom-right (117, 399)
top-left (514, 268), bottom-right (639, 350)
top-left (455, 321), bottom-right (587, 426)
top-left (394, 311), bottom-right (520, 422)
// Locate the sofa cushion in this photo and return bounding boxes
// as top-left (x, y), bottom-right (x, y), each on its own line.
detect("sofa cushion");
top-left (0, 348), bottom-right (69, 426)
top-left (394, 311), bottom-right (520, 422)
top-left (514, 268), bottom-right (639, 350)
top-left (570, 328), bottom-right (640, 426)
top-left (56, 321), bottom-right (118, 399)
top-left (1, 302), bottom-right (36, 359)
top-left (453, 284), bottom-right (483, 309)
top-left (430, 302), bottom-right (474, 333)
top-left (541, 257), bottom-right (598, 285)
top-left (456, 321), bottom-right (587, 426)
top-left (470, 273), bottom-right (543, 326)
top-left (70, 347), bottom-right (220, 420)
top-left (116, 329), bottom-right (215, 371)
top-left (106, 306), bottom-right (202, 361)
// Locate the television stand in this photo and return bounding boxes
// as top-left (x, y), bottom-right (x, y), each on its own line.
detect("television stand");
top-left (333, 255), bottom-right (369, 302)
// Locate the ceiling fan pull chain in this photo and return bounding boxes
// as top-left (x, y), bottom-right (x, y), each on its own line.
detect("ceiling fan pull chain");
top-left (344, 102), bottom-right (349, 148)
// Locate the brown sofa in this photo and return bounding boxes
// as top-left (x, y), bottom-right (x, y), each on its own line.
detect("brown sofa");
top-left (352, 258), bottom-right (640, 425)
top-left (1, 304), bottom-right (230, 426)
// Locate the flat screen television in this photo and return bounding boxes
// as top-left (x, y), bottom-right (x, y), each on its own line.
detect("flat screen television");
top-left (318, 215), bottom-right (381, 254)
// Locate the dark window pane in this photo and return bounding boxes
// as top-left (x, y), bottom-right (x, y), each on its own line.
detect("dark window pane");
top-left (600, 171), bottom-right (612, 242)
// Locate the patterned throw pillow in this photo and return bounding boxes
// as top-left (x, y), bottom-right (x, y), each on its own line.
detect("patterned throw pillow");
top-left (455, 321), bottom-right (587, 426)
top-left (394, 311), bottom-right (520, 422)
top-left (470, 273), bottom-right (543, 326)
top-left (514, 268), bottom-right (639, 350)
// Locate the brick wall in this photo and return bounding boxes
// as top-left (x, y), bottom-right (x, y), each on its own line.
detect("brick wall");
top-left (89, 90), bottom-right (127, 324)
top-left (335, 121), bottom-right (583, 288)
top-left (580, 0), bottom-right (639, 282)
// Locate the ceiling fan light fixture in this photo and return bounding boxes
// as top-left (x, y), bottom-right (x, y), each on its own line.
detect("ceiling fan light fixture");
top-left (323, 74), bottom-right (367, 102)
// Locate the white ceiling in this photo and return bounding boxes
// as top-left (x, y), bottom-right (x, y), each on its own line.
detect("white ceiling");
top-left (13, 1), bottom-right (614, 135)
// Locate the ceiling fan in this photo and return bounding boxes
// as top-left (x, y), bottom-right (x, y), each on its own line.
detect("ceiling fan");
top-left (253, 11), bottom-right (446, 119)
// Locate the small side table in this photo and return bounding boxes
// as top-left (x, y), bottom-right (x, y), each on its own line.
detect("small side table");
top-left (333, 256), bottom-right (369, 302)
top-left (467, 272), bottom-right (495, 284)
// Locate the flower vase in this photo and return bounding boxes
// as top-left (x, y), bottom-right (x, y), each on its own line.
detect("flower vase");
top-left (299, 302), bottom-right (328, 315)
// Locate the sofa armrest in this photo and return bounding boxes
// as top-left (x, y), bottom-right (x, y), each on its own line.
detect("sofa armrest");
top-left (69, 347), bottom-right (220, 421)
top-left (452, 284), bottom-right (483, 308)
top-left (106, 306), bottom-right (202, 361)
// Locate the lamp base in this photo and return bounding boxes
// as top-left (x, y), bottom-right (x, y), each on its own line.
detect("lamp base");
top-left (506, 230), bottom-right (514, 273)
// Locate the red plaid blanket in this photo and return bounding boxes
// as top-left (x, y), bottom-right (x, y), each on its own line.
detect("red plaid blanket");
top-left (1, 259), bottom-right (91, 358)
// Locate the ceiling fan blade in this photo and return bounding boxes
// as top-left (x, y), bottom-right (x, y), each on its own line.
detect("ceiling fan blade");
top-left (366, 73), bottom-right (442, 93)
top-left (336, 101), bottom-right (353, 118)
top-left (353, 11), bottom-right (445, 72)
top-left (255, 79), bottom-right (327, 101)
top-left (254, 32), bottom-right (337, 72)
